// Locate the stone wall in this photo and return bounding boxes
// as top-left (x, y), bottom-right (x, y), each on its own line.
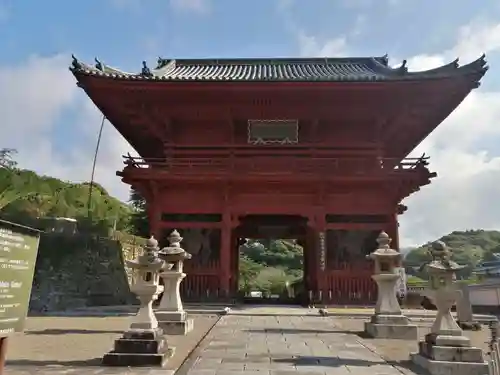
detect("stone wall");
top-left (29, 231), bottom-right (145, 313)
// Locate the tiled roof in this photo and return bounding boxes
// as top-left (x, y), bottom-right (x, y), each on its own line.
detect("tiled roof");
top-left (70, 55), bottom-right (488, 83)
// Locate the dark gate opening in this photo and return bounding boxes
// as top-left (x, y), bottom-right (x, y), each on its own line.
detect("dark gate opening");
top-left (233, 215), bottom-right (308, 305)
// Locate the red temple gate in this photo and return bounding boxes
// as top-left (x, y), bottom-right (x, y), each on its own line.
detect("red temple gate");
top-left (70, 54), bottom-right (487, 304)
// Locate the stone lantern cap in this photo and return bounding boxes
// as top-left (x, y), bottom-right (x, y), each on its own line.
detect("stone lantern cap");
top-left (368, 231), bottom-right (400, 260)
top-left (127, 235), bottom-right (164, 270)
top-left (145, 235), bottom-right (159, 250)
top-left (426, 240), bottom-right (464, 272)
top-left (158, 229), bottom-right (192, 260)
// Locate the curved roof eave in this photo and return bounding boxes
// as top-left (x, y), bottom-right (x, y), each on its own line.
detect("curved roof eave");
top-left (69, 54), bottom-right (488, 84)
top-left (370, 54), bottom-right (488, 78)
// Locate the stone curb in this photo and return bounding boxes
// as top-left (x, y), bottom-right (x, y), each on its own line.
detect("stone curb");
top-left (325, 312), bottom-right (497, 322)
top-left (30, 307), bottom-right (230, 317)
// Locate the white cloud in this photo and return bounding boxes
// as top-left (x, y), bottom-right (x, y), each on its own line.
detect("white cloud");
top-left (402, 20), bottom-right (500, 71)
top-left (296, 18), bottom-right (500, 246)
top-left (339, 0), bottom-right (403, 9)
top-left (0, 54), bottom-right (136, 202)
top-left (351, 14), bottom-right (367, 37)
top-left (339, 0), bottom-right (373, 8)
top-left (170, 0), bottom-right (210, 14)
top-left (453, 21), bottom-right (500, 60)
top-left (397, 20), bottom-right (500, 246)
top-left (297, 33), bottom-right (348, 57)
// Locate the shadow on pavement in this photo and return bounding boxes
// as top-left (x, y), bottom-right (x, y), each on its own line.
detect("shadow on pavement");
top-left (273, 356), bottom-right (381, 367)
top-left (244, 328), bottom-right (351, 334)
top-left (274, 356), bottom-right (428, 374)
top-left (7, 358), bottom-right (102, 367)
top-left (26, 328), bottom-right (123, 335)
top-left (28, 312), bottom-right (134, 317)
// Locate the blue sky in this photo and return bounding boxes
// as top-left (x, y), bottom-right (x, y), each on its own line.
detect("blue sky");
top-left (1, 0), bottom-right (500, 245)
top-left (2, 0), bottom-right (498, 66)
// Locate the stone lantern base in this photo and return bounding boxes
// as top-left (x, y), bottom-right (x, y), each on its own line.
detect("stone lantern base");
top-left (364, 314), bottom-right (418, 340)
top-left (102, 328), bottom-right (175, 367)
top-left (156, 310), bottom-right (194, 335)
top-left (410, 333), bottom-right (488, 375)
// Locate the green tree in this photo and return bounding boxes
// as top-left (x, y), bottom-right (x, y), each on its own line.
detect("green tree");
top-left (238, 255), bottom-right (263, 293)
top-left (128, 189), bottom-right (149, 237)
top-left (0, 148), bottom-right (18, 169)
top-left (0, 165), bottom-right (131, 232)
top-left (240, 239), bottom-right (303, 271)
top-left (0, 151), bottom-right (39, 211)
top-left (404, 230), bottom-right (500, 279)
top-left (253, 267), bottom-right (291, 295)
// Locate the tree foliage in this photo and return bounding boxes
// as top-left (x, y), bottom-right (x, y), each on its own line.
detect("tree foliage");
top-left (238, 255), bottom-right (264, 293)
top-left (0, 150), bottom-right (132, 232)
top-left (238, 239), bottom-right (303, 294)
top-left (0, 148), bottom-right (18, 169)
top-left (404, 229), bottom-right (500, 279)
top-left (240, 239), bottom-right (303, 270)
top-left (128, 188), bottom-right (149, 237)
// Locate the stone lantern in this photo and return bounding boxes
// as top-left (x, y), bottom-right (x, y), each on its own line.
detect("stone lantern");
top-left (156, 229), bottom-right (193, 335)
top-left (364, 231), bottom-right (417, 339)
top-left (103, 236), bottom-right (173, 367)
top-left (411, 241), bottom-right (487, 375)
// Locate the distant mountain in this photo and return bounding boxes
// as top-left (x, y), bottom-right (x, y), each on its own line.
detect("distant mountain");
top-left (400, 247), bottom-right (414, 258)
top-left (403, 230), bottom-right (500, 278)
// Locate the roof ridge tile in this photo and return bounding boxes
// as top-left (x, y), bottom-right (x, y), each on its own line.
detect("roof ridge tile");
top-left (69, 54), bottom-right (488, 85)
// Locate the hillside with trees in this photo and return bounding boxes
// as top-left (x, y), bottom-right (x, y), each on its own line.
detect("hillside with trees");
top-left (0, 148), bottom-right (131, 233)
top-left (238, 239), bottom-right (304, 295)
top-left (403, 230), bottom-right (500, 281)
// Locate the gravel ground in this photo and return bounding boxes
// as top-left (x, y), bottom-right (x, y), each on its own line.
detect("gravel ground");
top-left (4, 314), bottom-right (219, 375)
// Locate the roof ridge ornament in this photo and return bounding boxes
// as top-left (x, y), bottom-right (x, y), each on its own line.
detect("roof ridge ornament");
top-left (71, 54), bottom-right (82, 70)
top-left (141, 61), bottom-right (153, 77)
top-left (94, 58), bottom-right (103, 71)
top-left (398, 59), bottom-right (408, 74)
top-left (156, 57), bottom-right (169, 69)
top-left (69, 54), bottom-right (488, 84)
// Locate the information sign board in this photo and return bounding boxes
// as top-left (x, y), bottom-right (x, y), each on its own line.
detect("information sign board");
top-left (0, 220), bottom-right (40, 337)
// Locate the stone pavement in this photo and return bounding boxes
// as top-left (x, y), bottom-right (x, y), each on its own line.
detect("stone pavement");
top-left (5, 314), bottom-right (219, 375)
top-left (228, 305), bottom-right (496, 322)
top-left (4, 307), bottom-right (494, 375)
top-left (179, 314), bottom-right (426, 375)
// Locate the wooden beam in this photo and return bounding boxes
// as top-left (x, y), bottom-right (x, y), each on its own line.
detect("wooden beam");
top-left (159, 221), bottom-right (222, 229)
top-left (159, 145), bottom-right (380, 153)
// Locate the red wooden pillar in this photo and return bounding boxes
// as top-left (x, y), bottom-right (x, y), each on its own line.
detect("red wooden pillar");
top-left (230, 232), bottom-right (239, 295)
top-left (304, 221), bottom-right (316, 297)
top-left (146, 202), bottom-right (161, 239)
top-left (219, 212), bottom-right (232, 298)
top-left (145, 182), bottom-right (161, 239)
top-left (315, 213), bottom-right (327, 304)
top-left (387, 213), bottom-right (400, 251)
top-left (305, 212), bottom-right (326, 303)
